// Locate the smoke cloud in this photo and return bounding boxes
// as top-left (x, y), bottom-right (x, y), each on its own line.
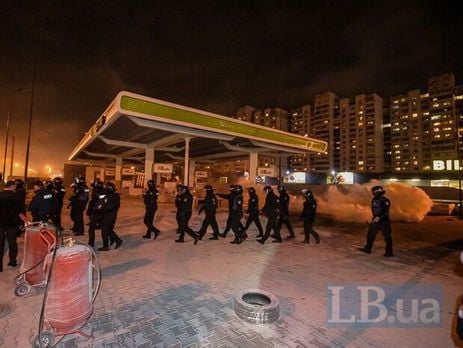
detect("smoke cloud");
top-left (289, 181), bottom-right (433, 223)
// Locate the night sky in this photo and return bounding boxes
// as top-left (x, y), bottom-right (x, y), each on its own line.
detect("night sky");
top-left (1, 1), bottom-right (462, 176)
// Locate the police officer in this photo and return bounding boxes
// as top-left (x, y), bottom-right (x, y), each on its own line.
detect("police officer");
top-left (300, 189), bottom-right (320, 244)
top-left (52, 177), bottom-right (66, 230)
top-left (359, 185), bottom-right (393, 257)
top-left (142, 180), bottom-right (160, 240)
top-left (243, 187), bottom-right (263, 238)
top-left (217, 185), bottom-right (236, 238)
top-left (174, 184), bottom-right (182, 233)
top-left (175, 185), bottom-right (199, 244)
top-left (68, 175), bottom-right (89, 236)
top-left (29, 180), bottom-right (55, 222)
top-left (276, 185), bottom-right (295, 240)
top-left (0, 180), bottom-right (21, 271)
top-left (258, 185), bottom-right (281, 244)
top-left (230, 185), bottom-right (246, 244)
top-left (98, 182), bottom-right (123, 251)
top-left (14, 178), bottom-right (26, 216)
top-left (197, 185), bottom-right (220, 240)
top-left (87, 179), bottom-right (105, 248)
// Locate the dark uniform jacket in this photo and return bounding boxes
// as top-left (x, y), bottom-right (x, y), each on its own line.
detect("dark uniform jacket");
top-left (0, 190), bottom-right (22, 228)
top-left (143, 187), bottom-right (159, 208)
top-left (198, 191), bottom-right (218, 215)
top-left (15, 188), bottom-right (26, 215)
top-left (262, 191), bottom-right (279, 217)
top-left (87, 187), bottom-right (105, 216)
top-left (217, 192), bottom-right (236, 213)
top-left (371, 196), bottom-right (391, 222)
top-left (301, 197), bottom-right (317, 221)
top-left (29, 187), bottom-right (56, 220)
top-left (246, 193), bottom-right (259, 214)
top-left (54, 185), bottom-right (66, 209)
top-left (179, 191), bottom-right (193, 220)
top-left (69, 184), bottom-right (89, 210)
top-left (278, 191), bottom-right (290, 217)
top-left (231, 193), bottom-right (243, 219)
top-left (99, 191), bottom-right (120, 230)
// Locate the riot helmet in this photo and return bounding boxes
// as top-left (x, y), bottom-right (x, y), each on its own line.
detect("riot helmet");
top-left (371, 185), bottom-right (385, 196)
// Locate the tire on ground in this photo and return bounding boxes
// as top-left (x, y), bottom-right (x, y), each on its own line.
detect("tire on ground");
top-left (233, 288), bottom-right (279, 324)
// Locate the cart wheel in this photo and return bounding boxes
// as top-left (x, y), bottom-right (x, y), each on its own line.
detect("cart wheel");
top-left (32, 331), bottom-right (54, 348)
top-left (14, 283), bottom-right (31, 297)
top-left (14, 274), bottom-right (25, 285)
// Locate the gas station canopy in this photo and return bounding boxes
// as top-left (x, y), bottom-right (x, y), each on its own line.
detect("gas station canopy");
top-left (70, 91), bottom-right (326, 161)
top-left (69, 91), bottom-right (327, 184)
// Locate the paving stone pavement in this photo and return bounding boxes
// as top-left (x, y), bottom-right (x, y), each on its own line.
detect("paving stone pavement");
top-left (1, 197), bottom-right (463, 347)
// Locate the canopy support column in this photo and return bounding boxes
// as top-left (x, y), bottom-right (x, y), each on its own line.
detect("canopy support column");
top-left (184, 137), bottom-right (190, 186)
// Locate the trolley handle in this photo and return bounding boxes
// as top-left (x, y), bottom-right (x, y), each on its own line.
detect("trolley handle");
top-left (19, 214), bottom-right (30, 226)
top-left (39, 228), bottom-right (57, 250)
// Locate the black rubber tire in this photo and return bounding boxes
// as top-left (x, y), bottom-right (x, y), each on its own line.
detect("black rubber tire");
top-left (233, 288), bottom-right (280, 324)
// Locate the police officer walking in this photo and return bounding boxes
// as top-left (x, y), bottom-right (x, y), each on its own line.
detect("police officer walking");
top-left (217, 185), bottom-right (236, 238)
top-left (300, 189), bottom-right (320, 244)
top-left (174, 185), bottom-right (182, 233)
top-left (243, 187), bottom-right (263, 238)
top-left (276, 185), bottom-right (295, 240)
top-left (98, 182), bottom-right (123, 251)
top-left (142, 180), bottom-right (160, 240)
top-left (52, 177), bottom-right (66, 230)
top-left (29, 180), bottom-right (55, 222)
top-left (175, 185), bottom-right (199, 244)
top-left (258, 185), bottom-right (281, 244)
top-left (359, 185), bottom-right (393, 257)
top-left (0, 180), bottom-right (22, 271)
top-left (87, 179), bottom-right (105, 248)
top-left (197, 185), bottom-right (220, 240)
top-left (68, 175), bottom-right (89, 236)
top-left (230, 185), bottom-right (246, 244)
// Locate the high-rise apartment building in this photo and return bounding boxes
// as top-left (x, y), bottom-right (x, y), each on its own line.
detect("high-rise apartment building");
top-left (390, 73), bottom-right (462, 173)
top-left (236, 105), bottom-right (256, 122)
top-left (254, 107), bottom-right (289, 131)
top-left (338, 94), bottom-right (384, 172)
top-left (309, 91), bottom-right (339, 172)
top-left (289, 105), bottom-right (311, 171)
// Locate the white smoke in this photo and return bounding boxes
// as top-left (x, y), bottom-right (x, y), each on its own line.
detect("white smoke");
top-left (289, 180), bottom-right (433, 223)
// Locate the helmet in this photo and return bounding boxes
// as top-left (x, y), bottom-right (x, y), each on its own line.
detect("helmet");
top-left (105, 182), bottom-right (116, 192)
top-left (147, 180), bottom-right (156, 188)
top-left (93, 179), bottom-right (104, 189)
top-left (33, 180), bottom-right (43, 188)
top-left (233, 185), bottom-right (243, 194)
top-left (15, 178), bottom-right (24, 189)
top-left (301, 189), bottom-right (313, 197)
top-left (263, 185), bottom-right (272, 193)
top-left (75, 175), bottom-right (86, 184)
top-left (52, 177), bottom-right (63, 186)
top-left (277, 185), bottom-right (286, 192)
top-left (178, 185), bottom-right (188, 195)
top-left (371, 185), bottom-right (385, 195)
top-left (247, 187), bottom-right (256, 194)
top-left (44, 179), bottom-right (53, 189)
top-left (229, 184), bottom-right (237, 192)
top-left (204, 184), bottom-right (213, 191)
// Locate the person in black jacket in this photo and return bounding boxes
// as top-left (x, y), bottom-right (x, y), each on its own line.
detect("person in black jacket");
top-left (29, 180), bottom-right (55, 222)
top-left (300, 189), bottom-right (320, 244)
top-left (0, 180), bottom-right (22, 271)
top-left (175, 185), bottom-right (199, 244)
top-left (86, 179), bottom-right (105, 248)
top-left (142, 180), bottom-right (160, 239)
top-left (68, 175), bottom-right (89, 236)
top-left (98, 182), bottom-right (123, 251)
top-left (258, 185), bottom-right (281, 244)
top-left (230, 185), bottom-right (246, 244)
top-left (217, 185), bottom-right (236, 238)
top-left (174, 185), bottom-right (182, 233)
top-left (359, 185), bottom-right (393, 257)
top-left (52, 177), bottom-right (66, 231)
top-left (276, 185), bottom-right (295, 240)
top-left (243, 187), bottom-right (263, 238)
top-left (14, 178), bottom-right (26, 216)
top-left (197, 185), bottom-right (220, 240)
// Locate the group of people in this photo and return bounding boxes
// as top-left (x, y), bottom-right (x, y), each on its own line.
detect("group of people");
top-left (0, 175), bottom-right (394, 271)
top-left (141, 181), bottom-right (393, 257)
top-left (141, 182), bottom-right (322, 246)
